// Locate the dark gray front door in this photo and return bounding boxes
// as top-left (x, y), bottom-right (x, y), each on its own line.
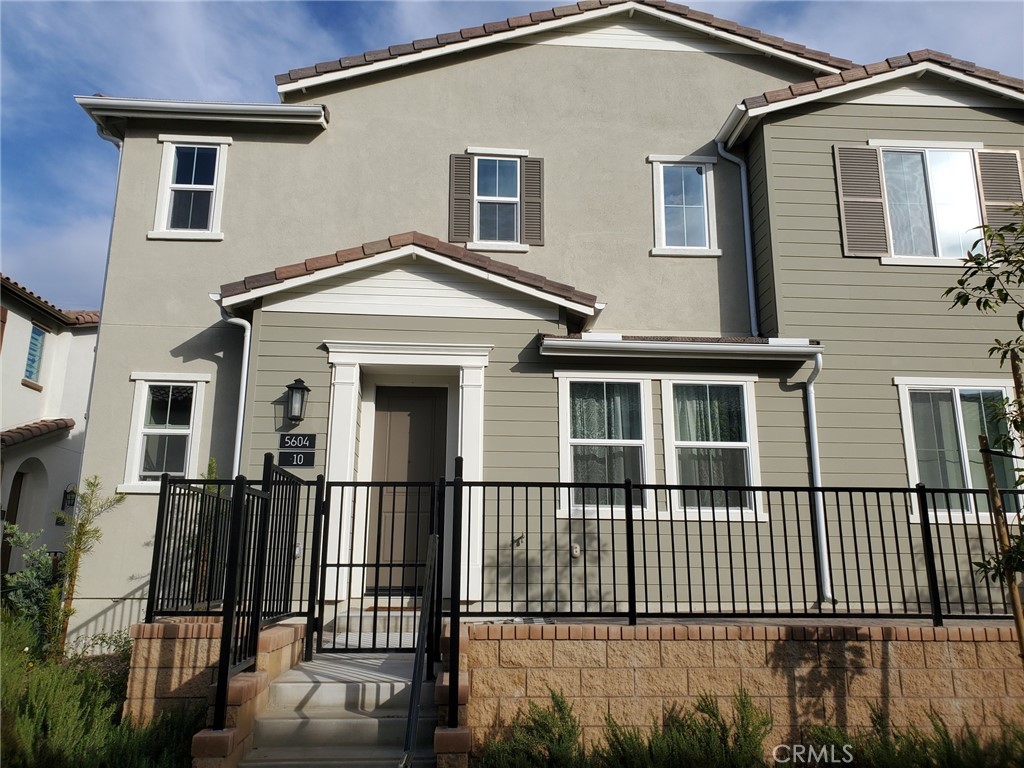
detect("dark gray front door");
top-left (366, 387), bottom-right (447, 594)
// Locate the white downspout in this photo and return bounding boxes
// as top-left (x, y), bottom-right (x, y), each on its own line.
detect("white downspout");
top-left (805, 352), bottom-right (835, 604)
top-left (717, 142), bottom-right (759, 338)
top-left (210, 294), bottom-right (251, 477)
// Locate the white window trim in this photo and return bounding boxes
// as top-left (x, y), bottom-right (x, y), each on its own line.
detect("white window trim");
top-left (119, 372), bottom-right (210, 494)
top-left (556, 372), bottom-right (656, 519)
top-left (876, 144), bottom-right (982, 262)
top-left (149, 135), bottom-right (231, 241)
top-left (893, 376), bottom-right (1016, 522)
top-left (472, 154), bottom-right (520, 247)
top-left (465, 146), bottom-right (529, 157)
top-left (661, 374), bottom-right (764, 521)
top-left (648, 155), bottom-right (720, 257)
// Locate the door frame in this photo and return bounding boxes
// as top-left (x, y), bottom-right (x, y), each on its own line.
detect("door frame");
top-left (323, 340), bottom-right (491, 601)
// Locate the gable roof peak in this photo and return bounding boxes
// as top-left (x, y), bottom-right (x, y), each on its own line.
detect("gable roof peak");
top-left (275, 0), bottom-right (855, 92)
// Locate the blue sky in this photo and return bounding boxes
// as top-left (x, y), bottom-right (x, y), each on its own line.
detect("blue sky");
top-left (2, 0), bottom-right (1022, 310)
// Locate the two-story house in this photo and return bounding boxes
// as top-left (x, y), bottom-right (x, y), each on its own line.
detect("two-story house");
top-left (1, 275), bottom-right (99, 573)
top-left (72, 0), bottom-right (1023, 636)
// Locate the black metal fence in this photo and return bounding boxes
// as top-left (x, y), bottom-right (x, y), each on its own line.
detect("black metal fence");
top-left (147, 454), bottom-right (322, 729)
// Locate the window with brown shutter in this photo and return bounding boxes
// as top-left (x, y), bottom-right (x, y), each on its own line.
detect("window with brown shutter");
top-left (835, 144), bottom-right (1022, 261)
top-left (448, 150), bottom-right (543, 249)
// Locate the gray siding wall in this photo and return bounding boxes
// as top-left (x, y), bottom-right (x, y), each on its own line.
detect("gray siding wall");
top-left (746, 128), bottom-right (780, 338)
top-left (754, 99), bottom-right (1024, 486)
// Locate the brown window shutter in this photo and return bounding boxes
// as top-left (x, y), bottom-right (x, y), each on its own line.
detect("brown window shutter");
top-left (449, 154), bottom-right (473, 243)
top-left (977, 150), bottom-right (1023, 230)
top-left (521, 157), bottom-right (544, 246)
top-left (834, 145), bottom-right (889, 257)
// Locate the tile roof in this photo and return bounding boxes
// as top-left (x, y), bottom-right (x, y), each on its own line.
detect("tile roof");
top-left (220, 232), bottom-right (599, 309)
top-left (275, 0), bottom-right (855, 87)
top-left (1, 418), bottom-right (76, 449)
top-left (1, 274), bottom-right (100, 328)
top-left (742, 49), bottom-right (1024, 110)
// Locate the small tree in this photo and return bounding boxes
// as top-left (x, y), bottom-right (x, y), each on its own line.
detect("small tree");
top-left (55, 477), bottom-right (125, 654)
top-left (945, 204), bottom-right (1024, 665)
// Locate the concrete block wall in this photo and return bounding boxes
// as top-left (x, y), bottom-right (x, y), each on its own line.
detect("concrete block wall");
top-left (122, 618), bottom-right (305, 768)
top-left (450, 623), bottom-right (1023, 758)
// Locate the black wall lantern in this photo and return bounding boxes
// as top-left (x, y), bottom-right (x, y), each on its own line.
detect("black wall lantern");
top-left (285, 378), bottom-right (311, 423)
top-left (61, 484), bottom-right (77, 511)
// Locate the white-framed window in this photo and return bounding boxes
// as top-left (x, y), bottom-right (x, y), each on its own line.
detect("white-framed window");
top-left (895, 377), bottom-right (1016, 517)
top-left (648, 154), bottom-right (720, 257)
top-left (662, 375), bottom-right (762, 519)
top-left (149, 134), bottom-right (231, 241)
top-left (880, 147), bottom-right (982, 260)
top-left (474, 155), bottom-right (520, 244)
top-left (23, 325), bottom-right (46, 383)
top-left (557, 373), bottom-right (655, 515)
top-left (120, 372), bottom-right (210, 494)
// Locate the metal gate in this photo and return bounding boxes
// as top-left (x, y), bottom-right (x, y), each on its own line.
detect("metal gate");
top-left (314, 480), bottom-right (443, 652)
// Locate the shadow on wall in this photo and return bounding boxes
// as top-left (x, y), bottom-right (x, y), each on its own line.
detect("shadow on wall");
top-left (767, 637), bottom-right (876, 737)
top-left (67, 583), bottom-right (149, 641)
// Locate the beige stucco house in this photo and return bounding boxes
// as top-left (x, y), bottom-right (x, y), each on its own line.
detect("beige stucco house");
top-left (72, 0), bottom-right (1023, 637)
top-left (1, 275), bottom-right (99, 573)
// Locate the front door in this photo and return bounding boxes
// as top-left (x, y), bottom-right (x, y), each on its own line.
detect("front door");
top-left (365, 386), bottom-right (447, 595)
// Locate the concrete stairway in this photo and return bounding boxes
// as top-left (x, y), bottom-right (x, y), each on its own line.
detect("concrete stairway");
top-left (240, 654), bottom-right (437, 768)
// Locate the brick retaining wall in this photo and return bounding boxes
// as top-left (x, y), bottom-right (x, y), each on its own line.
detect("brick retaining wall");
top-left (440, 623), bottom-right (1023, 764)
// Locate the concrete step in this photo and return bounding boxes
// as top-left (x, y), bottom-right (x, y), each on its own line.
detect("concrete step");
top-left (241, 745), bottom-right (436, 767)
top-left (268, 678), bottom-right (434, 711)
top-left (254, 708), bottom-right (437, 748)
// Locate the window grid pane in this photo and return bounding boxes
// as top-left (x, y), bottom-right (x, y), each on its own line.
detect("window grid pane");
top-left (568, 381), bottom-right (645, 505)
top-left (24, 326), bottom-right (45, 381)
top-left (662, 165), bottom-right (707, 248)
top-left (883, 150), bottom-right (936, 257)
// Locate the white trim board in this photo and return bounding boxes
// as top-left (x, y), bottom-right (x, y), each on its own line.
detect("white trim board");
top-left (276, 2), bottom-right (841, 94)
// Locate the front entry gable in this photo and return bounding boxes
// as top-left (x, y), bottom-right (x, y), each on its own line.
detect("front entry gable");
top-left (218, 232), bottom-right (600, 320)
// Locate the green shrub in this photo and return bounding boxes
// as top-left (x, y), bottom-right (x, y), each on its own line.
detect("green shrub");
top-left (476, 691), bottom-right (587, 768)
top-left (803, 706), bottom-right (1024, 768)
top-left (0, 612), bottom-right (200, 768)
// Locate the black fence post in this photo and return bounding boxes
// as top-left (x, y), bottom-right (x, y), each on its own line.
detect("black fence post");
top-left (304, 475), bottom-right (325, 662)
top-left (915, 483), bottom-right (944, 627)
top-left (447, 457), bottom-right (464, 730)
top-left (214, 474), bottom-right (248, 730)
top-left (248, 489), bottom-right (273, 659)
top-left (624, 479), bottom-right (638, 626)
top-left (145, 473), bottom-right (172, 624)
top-left (429, 476), bottom-right (446, 677)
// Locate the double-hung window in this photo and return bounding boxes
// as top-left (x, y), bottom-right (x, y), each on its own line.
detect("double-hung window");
top-left (23, 325), bottom-right (46, 384)
top-left (449, 148), bottom-right (544, 251)
top-left (562, 378), bottom-right (651, 510)
top-left (150, 135), bottom-right (231, 240)
top-left (648, 155), bottom-right (720, 257)
top-left (835, 144), bottom-right (1022, 263)
top-left (121, 373), bottom-right (209, 493)
top-left (663, 377), bottom-right (760, 516)
top-left (896, 378), bottom-right (1015, 515)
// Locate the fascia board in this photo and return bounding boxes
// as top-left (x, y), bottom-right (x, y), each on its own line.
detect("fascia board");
top-left (276, 2), bottom-right (841, 95)
top-left (539, 338), bottom-right (823, 359)
top-left (721, 62), bottom-right (1024, 148)
top-left (75, 96), bottom-right (328, 130)
top-left (220, 244), bottom-right (596, 316)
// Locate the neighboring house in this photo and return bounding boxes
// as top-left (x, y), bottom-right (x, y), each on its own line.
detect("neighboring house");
top-left (1, 275), bottom-right (99, 573)
top-left (72, 0), bottom-right (1023, 636)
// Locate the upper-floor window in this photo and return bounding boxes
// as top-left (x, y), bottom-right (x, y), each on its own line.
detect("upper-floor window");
top-left (835, 144), bottom-right (1022, 264)
top-left (449, 148), bottom-right (544, 252)
top-left (149, 134), bottom-right (231, 241)
top-left (648, 155), bottom-right (720, 257)
top-left (23, 325), bottom-right (46, 383)
top-left (881, 149), bottom-right (981, 259)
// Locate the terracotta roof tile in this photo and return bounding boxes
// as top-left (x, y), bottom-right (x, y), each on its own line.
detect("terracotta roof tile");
top-left (1, 274), bottom-right (100, 327)
top-left (220, 233), bottom-right (599, 310)
top-left (276, 0), bottom-right (857, 88)
top-left (2, 418), bottom-right (76, 449)
top-left (740, 49), bottom-right (1024, 112)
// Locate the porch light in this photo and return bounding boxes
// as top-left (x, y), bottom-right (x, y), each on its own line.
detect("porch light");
top-left (285, 378), bottom-right (311, 423)
top-left (61, 484), bottom-right (77, 511)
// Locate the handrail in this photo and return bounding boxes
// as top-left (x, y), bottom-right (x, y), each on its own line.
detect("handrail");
top-left (399, 534), bottom-right (439, 768)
